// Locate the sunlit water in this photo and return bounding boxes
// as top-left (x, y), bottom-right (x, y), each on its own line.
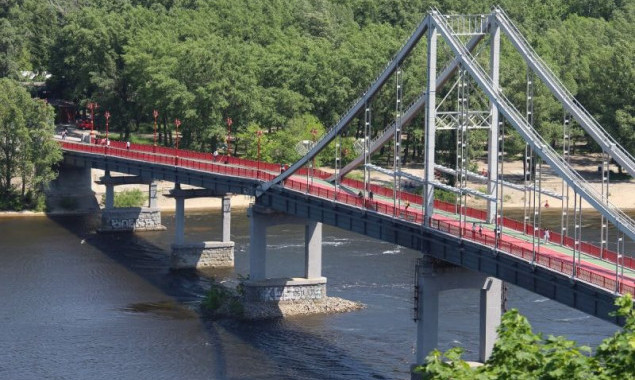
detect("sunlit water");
top-left (0, 208), bottom-right (627, 379)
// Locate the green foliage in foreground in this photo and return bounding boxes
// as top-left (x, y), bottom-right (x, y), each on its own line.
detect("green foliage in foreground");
top-left (415, 294), bottom-right (635, 379)
top-left (101, 189), bottom-right (146, 208)
top-left (0, 78), bottom-right (62, 211)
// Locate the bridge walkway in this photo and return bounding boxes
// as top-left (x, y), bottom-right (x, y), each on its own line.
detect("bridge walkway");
top-left (57, 138), bottom-right (635, 296)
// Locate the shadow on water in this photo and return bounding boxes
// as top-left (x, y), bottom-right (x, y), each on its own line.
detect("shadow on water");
top-left (46, 212), bottom-right (393, 380)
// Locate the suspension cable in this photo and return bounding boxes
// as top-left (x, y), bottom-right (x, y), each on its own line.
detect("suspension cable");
top-left (561, 113), bottom-right (571, 245)
top-left (394, 67), bottom-right (403, 215)
top-left (364, 100), bottom-right (371, 199)
top-left (495, 116), bottom-right (505, 247)
top-left (456, 66), bottom-right (469, 235)
top-left (600, 151), bottom-right (610, 259)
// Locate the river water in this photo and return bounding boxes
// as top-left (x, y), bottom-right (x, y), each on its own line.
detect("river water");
top-left (0, 208), bottom-right (628, 379)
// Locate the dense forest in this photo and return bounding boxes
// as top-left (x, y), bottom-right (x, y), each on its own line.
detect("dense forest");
top-left (1, 0), bottom-right (633, 166)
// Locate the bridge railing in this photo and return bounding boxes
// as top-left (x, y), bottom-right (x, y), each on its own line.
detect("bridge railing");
top-left (335, 172), bottom-right (634, 271)
top-left (429, 217), bottom-right (634, 296)
top-left (283, 173), bottom-right (633, 295)
top-left (61, 140), bottom-right (634, 272)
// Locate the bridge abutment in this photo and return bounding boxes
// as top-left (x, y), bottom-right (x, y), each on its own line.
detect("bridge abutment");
top-left (169, 185), bottom-right (234, 269)
top-left (412, 256), bottom-right (502, 377)
top-left (245, 205), bottom-right (326, 302)
top-left (46, 162), bottom-right (99, 213)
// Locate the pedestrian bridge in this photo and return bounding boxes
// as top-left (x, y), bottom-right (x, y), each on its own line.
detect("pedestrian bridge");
top-left (54, 6), bottom-right (634, 369)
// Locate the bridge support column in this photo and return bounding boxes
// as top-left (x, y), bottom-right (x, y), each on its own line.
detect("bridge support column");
top-left (104, 171), bottom-right (114, 209)
top-left (412, 257), bottom-right (502, 377)
top-left (222, 195), bottom-right (231, 243)
top-left (97, 172), bottom-right (164, 232)
top-left (245, 206), bottom-right (326, 303)
top-left (170, 186), bottom-right (234, 269)
top-left (148, 181), bottom-right (158, 209)
top-left (479, 277), bottom-right (502, 362)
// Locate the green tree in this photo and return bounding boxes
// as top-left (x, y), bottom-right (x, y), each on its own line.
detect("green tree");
top-left (416, 294), bottom-right (635, 379)
top-left (0, 78), bottom-right (62, 210)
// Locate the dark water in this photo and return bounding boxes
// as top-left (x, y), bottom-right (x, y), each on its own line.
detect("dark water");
top-left (0, 209), bottom-right (627, 379)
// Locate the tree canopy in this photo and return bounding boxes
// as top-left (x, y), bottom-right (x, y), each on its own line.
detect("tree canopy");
top-left (0, 0), bottom-right (632, 165)
top-left (416, 294), bottom-right (635, 379)
top-left (0, 77), bottom-right (61, 210)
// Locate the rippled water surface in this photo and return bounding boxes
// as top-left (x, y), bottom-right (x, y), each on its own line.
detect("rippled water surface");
top-left (0, 209), bottom-right (625, 379)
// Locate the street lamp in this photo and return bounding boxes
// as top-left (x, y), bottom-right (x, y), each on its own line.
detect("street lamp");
top-left (87, 102), bottom-right (98, 143)
top-left (174, 118), bottom-right (181, 164)
top-left (153, 109), bottom-right (158, 151)
top-left (104, 111), bottom-right (110, 151)
top-left (226, 117), bottom-right (233, 156)
top-left (256, 129), bottom-right (263, 178)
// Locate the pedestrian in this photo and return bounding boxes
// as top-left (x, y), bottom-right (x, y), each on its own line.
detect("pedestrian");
top-left (472, 222), bottom-right (476, 237)
top-left (369, 191), bottom-right (374, 200)
top-left (405, 200), bottom-right (410, 210)
top-left (126, 141), bottom-right (130, 150)
top-left (495, 225), bottom-right (502, 239)
top-left (544, 228), bottom-right (550, 243)
top-left (478, 224), bottom-right (483, 237)
top-left (213, 149), bottom-right (218, 162)
top-left (61, 130), bottom-right (67, 140)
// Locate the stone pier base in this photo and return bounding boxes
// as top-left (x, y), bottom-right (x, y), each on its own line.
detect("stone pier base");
top-left (243, 277), bottom-right (327, 302)
top-left (99, 207), bottom-right (165, 232)
top-left (239, 277), bottom-right (363, 320)
top-left (171, 241), bottom-right (235, 269)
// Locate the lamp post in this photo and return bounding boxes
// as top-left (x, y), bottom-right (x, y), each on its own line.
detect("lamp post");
top-left (104, 111), bottom-right (110, 152)
top-left (174, 118), bottom-right (181, 164)
top-left (256, 129), bottom-right (263, 178)
top-left (153, 109), bottom-right (158, 151)
top-left (87, 102), bottom-right (98, 143)
top-left (226, 117), bottom-right (233, 156)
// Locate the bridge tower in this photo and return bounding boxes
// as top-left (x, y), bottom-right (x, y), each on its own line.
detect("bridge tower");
top-left (166, 184), bottom-right (235, 269)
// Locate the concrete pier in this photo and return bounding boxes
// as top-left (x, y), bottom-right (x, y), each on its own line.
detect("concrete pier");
top-left (412, 256), bottom-right (502, 376)
top-left (97, 171), bottom-right (165, 232)
top-left (244, 205), bottom-right (326, 302)
top-left (168, 185), bottom-right (234, 269)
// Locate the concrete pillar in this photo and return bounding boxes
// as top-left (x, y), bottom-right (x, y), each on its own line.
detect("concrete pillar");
top-left (423, 21), bottom-right (438, 225)
top-left (248, 208), bottom-right (267, 281)
top-left (104, 170), bottom-right (114, 209)
top-left (413, 258), bottom-right (503, 367)
top-left (105, 184), bottom-right (114, 209)
top-left (174, 193), bottom-right (185, 245)
top-left (305, 221), bottom-right (322, 278)
top-left (415, 257), bottom-right (440, 364)
top-left (222, 194), bottom-right (231, 243)
top-left (479, 277), bottom-right (502, 362)
top-left (487, 21), bottom-right (501, 223)
top-left (148, 181), bottom-right (158, 208)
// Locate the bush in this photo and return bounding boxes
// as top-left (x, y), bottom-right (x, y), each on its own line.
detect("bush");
top-left (101, 189), bottom-right (146, 208)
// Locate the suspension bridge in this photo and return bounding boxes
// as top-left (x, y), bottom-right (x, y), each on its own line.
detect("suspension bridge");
top-left (54, 7), bottom-right (633, 369)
